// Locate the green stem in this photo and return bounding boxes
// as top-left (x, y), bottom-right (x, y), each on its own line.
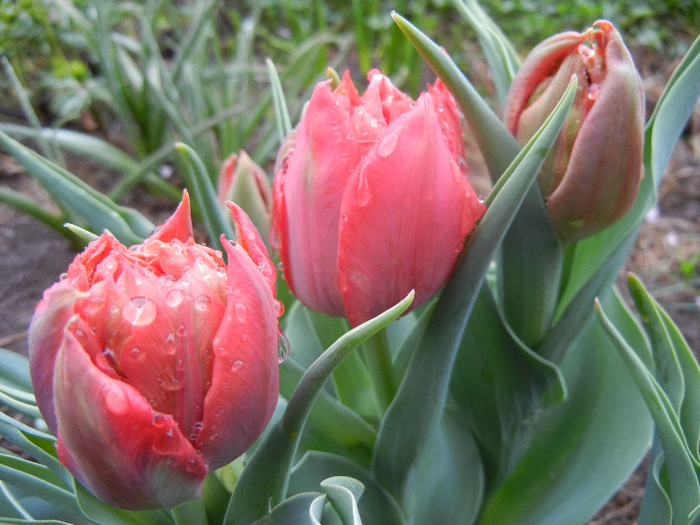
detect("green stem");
top-left (171, 498), bottom-right (208, 525)
top-left (361, 330), bottom-right (397, 414)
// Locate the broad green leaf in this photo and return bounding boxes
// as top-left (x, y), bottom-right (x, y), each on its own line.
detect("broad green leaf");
top-left (639, 441), bottom-right (673, 525)
top-left (596, 294), bottom-right (700, 524)
top-left (225, 292), bottom-right (414, 524)
top-left (73, 483), bottom-right (171, 525)
top-left (478, 291), bottom-right (652, 524)
top-left (406, 412), bottom-right (484, 525)
top-left (289, 452), bottom-right (404, 525)
top-left (372, 77), bottom-right (577, 504)
top-left (449, 285), bottom-right (564, 498)
top-left (391, 11), bottom-right (519, 183)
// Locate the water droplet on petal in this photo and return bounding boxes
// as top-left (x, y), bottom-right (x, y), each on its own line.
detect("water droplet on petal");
top-left (235, 302), bottom-right (248, 322)
top-left (130, 347), bottom-right (143, 359)
top-left (587, 83), bottom-right (601, 101)
top-left (376, 128), bottom-right (401, 158)
top-left (163, 332), bottom-right (177, 355)
top-left (195, 295), bottom-right (211, 311)
top-left (122, 297), bottom-right (157, 326)
top-left (278, 331), bottom-right (290, 363)
top-left (231, 359), bottom-right (244, 371)
top-left (166, 289), bottom-right (184, 307)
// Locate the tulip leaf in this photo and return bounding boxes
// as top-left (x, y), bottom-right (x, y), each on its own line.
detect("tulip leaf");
top-left (266, 58), bottom-right (293, 144)
top-left (449, 285), bottom-right (565, 501)
top-left (224, 291), bottom-right (414, 524)
top-left (0, 455), bottom-right (86, 523)
top-left (477, 291), bottom-right (652, 524)
top-left (174, 142), bottom-right (235, 247)
top-left (0, 130), bottom-right (150, 245)
top-left (0, 122), bottom-right (181, 204)
top-left (372, 77), bottom-right (577, 504)
top-left (596, 288), bottom-right (700, 525)
top-left (391, 11), bottom-right (520, 183)
top-left (0, 414), bottom-right (69, 488)
top-left (451, 0), bottom-right (520, 106)
top-left (289, 452), bottom-right (404, 525)
top-left (251, 493), bottom-right (318, 525)
top-left (646, 33), bottom-right (700, 190)
top-left (73, 483), bottom-right (171, 525)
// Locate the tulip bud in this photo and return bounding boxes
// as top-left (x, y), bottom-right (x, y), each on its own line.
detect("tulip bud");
top-left (217, 151), bottom-right (272, 245)
top-left (28, 191), bottom-right (282, 510)
top-left (504, 20), bottom-right (644, 242)
top-left (272, 69), bottom-right (486, 326)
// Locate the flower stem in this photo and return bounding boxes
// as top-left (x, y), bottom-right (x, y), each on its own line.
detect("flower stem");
top-left (361, 330), bottom-right (397, 414)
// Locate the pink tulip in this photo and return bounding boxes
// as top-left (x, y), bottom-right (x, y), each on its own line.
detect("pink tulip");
top-left (28, 191), bottom-right (282, 509)
top-left (272, 69), bottom-right (486, 326)
top-left (504, 20), bottom-right (645, 242)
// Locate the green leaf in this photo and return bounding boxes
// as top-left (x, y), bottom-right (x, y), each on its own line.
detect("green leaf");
top-left (451, 0), bottom-right (520, 106)
top-left (267, 58), bottom-right (293, 144)
top-left (0, 130), bottom-right (150, 245)
top-left (251, 493), bottom-right (318, 525)
top-left (391, 11), bottom-right (520, 183)
top-left (372, 76), bottom-right (577, 504)
top-left (224, 292), bottom-right (414, 524)
top-left (449, 285), bottom-right (565, 499)
top-left (315, 477), bottom-right (363, 525)
top-left (289, 452), bottom-right (404, 525)
top-left (478, 291), bottom-right (652, 524)
top-left (596, 289), bottom-right (700, 525)
top-left (174, 142), bottom-right (235, 247)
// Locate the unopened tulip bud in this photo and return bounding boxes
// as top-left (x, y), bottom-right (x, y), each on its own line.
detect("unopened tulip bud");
top-left (28, 191), bottom-right (282, 510)
top-left (217, 151), bottom-right (272, 244)
top-left (504, 20), bottom-right (645, 242)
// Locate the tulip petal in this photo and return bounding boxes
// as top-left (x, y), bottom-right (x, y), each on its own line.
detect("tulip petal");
top-left (28, 281), bottom-right (84, 434)
top-left (196, 237), bottom-right (279, 469)
top-left (227, 202), bottom-right (276, 298)
top-left (546, 23), bottom-right (644, 240)
top-left (147, 190), bottom-right (194, 243)
top-left (338, 93), bottom-right (485, 326)
top-left (272, 80), bottom-right (361, 316)
top-left (53, 318), bottom-right (206, 510)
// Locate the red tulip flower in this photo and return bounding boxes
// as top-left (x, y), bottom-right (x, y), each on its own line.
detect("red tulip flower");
top-left (272, 70), bottom-right (485, 326)
top-left (504, 20), bottom-right (645, 242)
top-left (28, 191), bottom-right (282, 509)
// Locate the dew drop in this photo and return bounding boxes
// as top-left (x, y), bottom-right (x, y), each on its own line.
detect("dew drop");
top-left (122, 297), bottom-right (156, 326)
top-left (177, 324), bottom-right (186, 336)
top-left (163, 332), bottom-right (177, 355)
top-left (376, 128), bottom-right (401, 158)
top-left (234, 302), bottom-right (248, 322)
top-left (130, 347), bottom-right (143, 359)
top-left (587, 83), bottom-right (601, 101)
top-left (231, 359), bottom-right (244, 371)
top-left (195, 295), bottom-right (211, 311)
top-left (278, 331), bottom-right (290, 363)
top-left (166, 289), bottom-right (184, 308)
top-left (355, 170), bottom-right (372, 206)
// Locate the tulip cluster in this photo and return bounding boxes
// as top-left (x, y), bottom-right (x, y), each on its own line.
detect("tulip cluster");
top-left (28, 192), bottom-right (282, 509)
top-left (271, 69), bottom-right (486, 326)
top-left (504, 20), bottom-right (645, 242)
